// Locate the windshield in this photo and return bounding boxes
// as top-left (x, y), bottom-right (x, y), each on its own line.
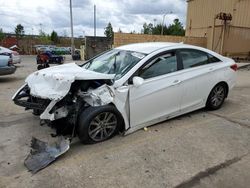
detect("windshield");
top-left (83, 49), bottom-right (146, 80)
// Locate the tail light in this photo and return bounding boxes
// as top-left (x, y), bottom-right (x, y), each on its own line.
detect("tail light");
top-left (230, 64), bottom-right (237, 71)
top-left (8, 58), bottom-right (13, 66)
top-left (12, 51), bottom-right (19, 56)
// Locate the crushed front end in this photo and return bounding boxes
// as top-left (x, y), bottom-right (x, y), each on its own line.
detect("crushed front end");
top-left (12, 79), bottom-right (115, 130)
top-left (12, 83), bottom-right (81, 173)
top-left (12, 81), bottom-right (114, 173)
top-left (12, 63), bottom-right (125, 173)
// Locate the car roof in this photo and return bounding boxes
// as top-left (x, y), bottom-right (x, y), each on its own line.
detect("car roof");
top-left (0, 46), bottom-right (12, 53)
top-left (115, 42), bottom-right (185, 54)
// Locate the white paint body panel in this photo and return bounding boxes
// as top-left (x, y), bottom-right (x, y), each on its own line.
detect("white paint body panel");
top-left (129, 72), bottom-right (182, 127)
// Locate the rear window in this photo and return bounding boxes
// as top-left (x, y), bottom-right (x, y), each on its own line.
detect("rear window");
top-left (180, 49), bottom-right (209, 69)
top-left (179, 49), bottom-right (221, 69)
top-left (208, 53), bottom-right (221, 63)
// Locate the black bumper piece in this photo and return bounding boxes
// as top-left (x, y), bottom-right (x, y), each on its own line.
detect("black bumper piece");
top-left (13, 85), bottom-right (50, 111)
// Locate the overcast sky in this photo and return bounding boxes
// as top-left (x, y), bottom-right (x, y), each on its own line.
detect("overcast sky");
top-left (0, 0), bottom-right (187, 37)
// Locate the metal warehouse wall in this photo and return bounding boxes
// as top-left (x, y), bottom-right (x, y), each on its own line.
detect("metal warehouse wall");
top-left (186, 0), bottom-right (250, 56)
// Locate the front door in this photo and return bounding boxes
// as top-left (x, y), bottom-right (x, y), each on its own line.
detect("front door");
top-left (129, 51), bottom-right (183, 128)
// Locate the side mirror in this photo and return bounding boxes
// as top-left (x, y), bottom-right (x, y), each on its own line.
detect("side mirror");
top-left (133, 76), bottom-right (144, 87)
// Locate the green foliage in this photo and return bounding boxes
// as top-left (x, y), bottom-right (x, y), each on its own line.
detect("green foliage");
top-left (142, 23), bottom-right (154, 34)
top-left (104, 22), bottom-right (114, 39)
top-left (168, 19), bottom-right (185, 36)
top-left (39, 31), bottom-right (51, 44)
top-left (50, 30), bottom-right (59, 44)
top-left (15, 24), bottom-right (25, 38)
top-left (153, 24), bottom-right (168, 35)
top-left (142, 19), bottom-right (185, 36)
top-left (0, 28), bottom-right (5, 41)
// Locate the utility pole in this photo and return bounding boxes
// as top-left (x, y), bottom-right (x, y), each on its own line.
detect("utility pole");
top-left (211, 15), bottom-right (216, 51)
top-left (161, 11), bottom-right (172, 35)
top-left (94, 5), bottom-right (96, 37)
top-left (161, 14), bottom-right (167, 35)
top-left (70, 0), bottom-right (75, 56)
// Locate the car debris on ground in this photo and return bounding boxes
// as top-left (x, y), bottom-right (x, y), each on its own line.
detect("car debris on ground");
top-left (24, 136), bottom-right (70, 173)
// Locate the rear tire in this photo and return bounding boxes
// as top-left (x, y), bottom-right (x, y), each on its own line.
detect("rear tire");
top-left (77, 105), bottom-right (123, 144)
top-left (37, 58), bottom-right (42, 64)
top-left (206, 83), bottom-right (227, 110)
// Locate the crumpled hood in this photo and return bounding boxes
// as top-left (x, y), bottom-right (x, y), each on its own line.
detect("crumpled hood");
top-left (25, 63), bottom-right (115, 100)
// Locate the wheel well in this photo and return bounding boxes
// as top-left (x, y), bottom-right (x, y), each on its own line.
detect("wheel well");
top-left (206, 81), bottom-right (229, 105)
top-left (109, 103), bottom-right (126, 133)
top-left (216, 81), bottom-right (229, 98)
top-left (77, 103), bottom-right (126, 133)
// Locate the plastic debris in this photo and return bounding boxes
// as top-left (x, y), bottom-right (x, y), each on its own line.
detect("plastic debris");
top-left (24, 136), bottom-right (70, 173)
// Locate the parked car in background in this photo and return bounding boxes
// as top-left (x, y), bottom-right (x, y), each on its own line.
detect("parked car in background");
top-left (36, 51), bottom-right (64, 65)
top-left (0, 55), bottom-right (16, 76)
top-left (51, 47), bottom-right (69, 55)
top-left (35, 45), bottom-right (71, 55)
top-left (72, 49), bottom-right (81, 60)
top-left (0, 46), bottom-right (21, 64)
top-left (13, 42), bottom-right (237, 144)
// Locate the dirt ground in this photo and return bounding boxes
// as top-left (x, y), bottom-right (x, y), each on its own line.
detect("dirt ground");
top-left (0, 56), bottom-right (249, 188)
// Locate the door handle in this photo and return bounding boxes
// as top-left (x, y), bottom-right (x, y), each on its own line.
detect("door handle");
top-left (172, 80), bottom-right (181, 85)
top-left (209, 67), bottom-right (214, 71)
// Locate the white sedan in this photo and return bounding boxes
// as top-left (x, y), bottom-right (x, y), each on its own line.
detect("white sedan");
top-left (0, 46), bottom-right (21, 64)
top-left (13, 42), bottom-right (237, 144)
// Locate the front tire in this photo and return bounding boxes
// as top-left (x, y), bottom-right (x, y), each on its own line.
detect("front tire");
top-left (206, 84), bottom-right (227, 110)
top-left (77, 105), bottom-right (122, 144)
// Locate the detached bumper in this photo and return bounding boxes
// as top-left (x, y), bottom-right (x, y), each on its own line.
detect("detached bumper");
top-left (12, 84), bottom-right (51, 111)
top-left (12, 84), bottom-right (68, 121)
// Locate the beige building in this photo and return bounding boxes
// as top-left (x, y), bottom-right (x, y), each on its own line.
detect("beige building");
top-left (185, 0), bottom-right (250, 57)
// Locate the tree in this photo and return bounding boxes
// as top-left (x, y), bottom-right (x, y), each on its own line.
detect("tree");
top-left (142, 23), bottom-right (153, 34)
top-left (167, 19), bottom-right (185, 36)
top-left (152, 24), bottom-right (168, 35)
top-left (118, 28), bottom-right (122, 33)
top-left (141, 19), bottom-right (185, 36)
top-left (50, 30), bottom-right (59, 44)
top-left (0, 28), bottom-right (4, 42)
top-left (39, 31), bottom-right (51, 44)
top-left (104, 22), bottom-right (114, 39)
top-left (15, 24), bottom-right (25, 38)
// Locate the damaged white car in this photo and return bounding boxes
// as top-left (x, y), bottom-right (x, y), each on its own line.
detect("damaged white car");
top-left (13, 42), bottom-right (237, 144)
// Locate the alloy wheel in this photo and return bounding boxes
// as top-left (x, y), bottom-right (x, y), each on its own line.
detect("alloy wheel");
top-left (88, 112), bottom-right (117, 142)
top-left (210, 85), bottom-right (225, 107)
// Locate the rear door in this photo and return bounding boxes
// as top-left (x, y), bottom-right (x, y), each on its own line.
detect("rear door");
top-left (177, 49), bottom-right (222, 112)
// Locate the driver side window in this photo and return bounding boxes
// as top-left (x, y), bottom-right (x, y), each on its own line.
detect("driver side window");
top-left (139, 52), bottom-right (177, 79)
